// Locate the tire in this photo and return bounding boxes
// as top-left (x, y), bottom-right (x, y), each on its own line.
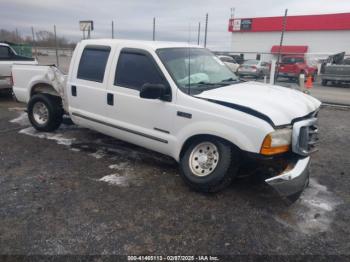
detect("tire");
top-left (179, 137), bottom-right (239, 193)
top-left (321, 79), bottom-right (328, 86)
top-left (27, 94), bottom-right (63, 132)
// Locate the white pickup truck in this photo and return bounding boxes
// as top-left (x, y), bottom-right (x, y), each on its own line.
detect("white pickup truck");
top-left (0, 43), bottom-right (37, 90)
top-left (12, 39), bottom-right (321, 199)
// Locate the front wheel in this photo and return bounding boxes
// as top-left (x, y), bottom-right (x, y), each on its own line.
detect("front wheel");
top-left (27, 94), bottom-right (63, 132)
top-left (179, 137), bottom-right (239, 193)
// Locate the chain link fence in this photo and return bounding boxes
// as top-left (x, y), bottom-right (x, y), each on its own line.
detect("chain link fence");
top-left (33, 47), bottom-right (74, 74)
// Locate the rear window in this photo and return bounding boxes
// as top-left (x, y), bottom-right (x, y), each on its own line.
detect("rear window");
top-left (77, 46), bottom-right (110, 82)
top-left (282, 57), bottom-right (304, 64)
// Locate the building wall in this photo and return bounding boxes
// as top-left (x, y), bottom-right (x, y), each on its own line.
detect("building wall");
top-left (230, 30), bottom-right (350, 61)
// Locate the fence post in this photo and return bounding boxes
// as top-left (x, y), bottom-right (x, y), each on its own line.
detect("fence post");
top-left (197, 22), bottom-right (201, 45)
top-left (204, 13), bottom-right (208, 47)
top-left (270, 60), bottom-right (276, 85)
top-left (274, 9), bottom-right (288, 84)
top-left (31, 27), bottom-right (38, 59)
top-left (153, 17), bottom-right (156, 41)
top-left (54, 25), bottom-right (59, 67)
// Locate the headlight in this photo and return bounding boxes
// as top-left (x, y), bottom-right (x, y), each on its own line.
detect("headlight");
top-left (260, 128), bottom-right (292, 155)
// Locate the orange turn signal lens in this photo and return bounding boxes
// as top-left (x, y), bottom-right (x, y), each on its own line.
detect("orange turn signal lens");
top-left (260, 134), bottom-right (290, 155)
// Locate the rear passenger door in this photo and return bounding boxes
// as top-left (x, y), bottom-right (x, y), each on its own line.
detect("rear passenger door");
top-left (105, 48), bottom-right (176, 153)
top-left (68, 45), bottom-right (112, 126)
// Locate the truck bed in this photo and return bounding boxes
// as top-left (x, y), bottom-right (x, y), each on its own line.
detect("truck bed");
top-left (12, 64), bottom-right (67, 104)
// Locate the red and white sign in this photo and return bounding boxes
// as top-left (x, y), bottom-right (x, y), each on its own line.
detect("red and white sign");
top-left (228, 13), bottom-right (350, 32)
top-left (232, 19), bottom-right (241, 31)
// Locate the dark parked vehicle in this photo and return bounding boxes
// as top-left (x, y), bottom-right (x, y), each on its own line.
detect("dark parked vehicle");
top-left (321, 52), bottom-right (350, 86)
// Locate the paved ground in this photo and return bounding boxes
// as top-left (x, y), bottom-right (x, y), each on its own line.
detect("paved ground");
top-left (0, 94), bottom-right (349, 256)
top-left (253, 77), bottom-right (350, 106)
top-left (274, 78), bottom-right (350, 106)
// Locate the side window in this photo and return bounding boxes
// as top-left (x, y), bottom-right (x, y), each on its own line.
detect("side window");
top-left (0, 46), bottom-right (11, 59)
top-left (77, 46), bottom-right (110, 83)
top-left (115, 51), bottom-right (165, 91)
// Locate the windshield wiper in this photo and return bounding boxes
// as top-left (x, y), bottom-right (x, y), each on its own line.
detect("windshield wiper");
top-left (185, 81), bottom-right (219, 87)
top-left (220, 77), bottom-right (237, 82)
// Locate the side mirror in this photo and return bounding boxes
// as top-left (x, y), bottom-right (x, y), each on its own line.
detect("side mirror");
top-left (140, 83), bottom-right (170, 101)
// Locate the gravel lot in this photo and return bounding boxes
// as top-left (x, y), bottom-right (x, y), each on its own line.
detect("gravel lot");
top-left (0, 94), bottom-right (349, 257)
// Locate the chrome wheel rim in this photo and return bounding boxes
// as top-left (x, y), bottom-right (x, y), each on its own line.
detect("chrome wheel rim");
top-left (33, 102), bottom-right (49, 125)
top-left (189, 142), bottom-right (219, 177)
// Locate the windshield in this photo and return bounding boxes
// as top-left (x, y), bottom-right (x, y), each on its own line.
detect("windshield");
top-left (157, 48), bottom-right (239, 95)
top-left (282, 57), bottom-right (304, 64)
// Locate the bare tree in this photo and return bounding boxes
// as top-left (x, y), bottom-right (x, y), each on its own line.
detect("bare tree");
top-left (0, 28), bottom-right (75, 47)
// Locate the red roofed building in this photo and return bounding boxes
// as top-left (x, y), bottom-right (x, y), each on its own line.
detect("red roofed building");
top-left (228, 12), bottom-right (350, 60)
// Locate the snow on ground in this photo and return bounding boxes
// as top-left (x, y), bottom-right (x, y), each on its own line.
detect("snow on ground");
top-left (89, 149), bottom-right (106, 159)
top-left (19, 127), bottom-right (75, 146)
top-left (10, 112), bottom-right (140, 187)
top-left (98, 174), bottom-right (130, 187)
top-left (8, 107), bottom-right (26, 112)
top-left (9, 112), bottom-right (29, 126)
top-left (275, 178), bottom-right (341, 235)
top-left (109, 162), bottom-right (130, 171)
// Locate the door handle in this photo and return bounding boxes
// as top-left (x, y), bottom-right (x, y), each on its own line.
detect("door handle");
top-left (107, 93), bottom-right (114, 106)
top-left (71, 85), bottom-right (77, 96)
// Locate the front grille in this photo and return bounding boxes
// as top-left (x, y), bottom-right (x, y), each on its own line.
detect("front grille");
top-left (292, 117), bottom-right (319, 156)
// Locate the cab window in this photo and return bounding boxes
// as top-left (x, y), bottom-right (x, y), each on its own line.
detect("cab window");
top-left (115, 50), bottom-right (167, 91)
top-left (77, 46), bottom-right (110, 82)
top-left (0, 46), bottom-right (12, 60)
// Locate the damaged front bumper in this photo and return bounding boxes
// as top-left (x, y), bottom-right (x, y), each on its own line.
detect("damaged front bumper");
top-left (265, 156), bottom-right (310, 197)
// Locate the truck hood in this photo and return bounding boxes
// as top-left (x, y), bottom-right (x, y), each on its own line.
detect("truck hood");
top-left (195, 81), bottom-right (321, 126)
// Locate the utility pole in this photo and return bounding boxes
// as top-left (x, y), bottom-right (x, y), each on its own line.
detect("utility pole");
top-left (204, 13), bottom-right (208, 48)
top-left (153, 17), bottom-right (156, 41)
top-left (230, 8), bottom-right (235, 19)
top-left (274, 9), bottom-right (288, 84)
top-left (15, 28), bottom-right (19, 42)
top-left (31, 27), bottom-right (38, 59)
top-left (112, 20), bottom-right (114, 39)
top-left (197, 22), bottom-right (201, 45)
top-left (54, 25), bottom-right (59, 67)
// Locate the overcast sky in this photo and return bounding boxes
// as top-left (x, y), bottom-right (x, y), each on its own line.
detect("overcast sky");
top-left (1, 0), bottom-right (350, 50)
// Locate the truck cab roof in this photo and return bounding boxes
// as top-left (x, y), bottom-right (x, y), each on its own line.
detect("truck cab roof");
top-left (79, 39), bottom-right (201, 51)
top-left (0, 43), bottom-right (11, 47)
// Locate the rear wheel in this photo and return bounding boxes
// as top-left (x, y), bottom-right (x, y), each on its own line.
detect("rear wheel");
top-left (179, 137), bottom-right (239, 193)
top-left (321, 79), bottom-right (328, 86)
top-left (28, 94), bottom-right (63, 132)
